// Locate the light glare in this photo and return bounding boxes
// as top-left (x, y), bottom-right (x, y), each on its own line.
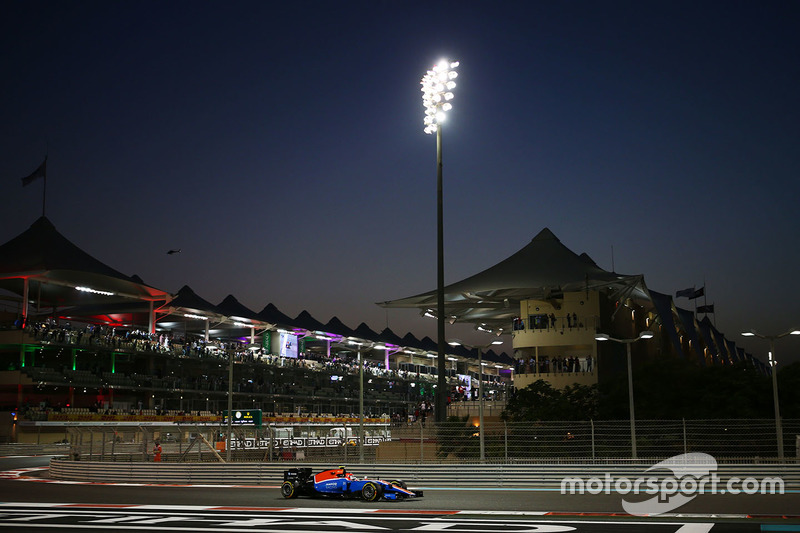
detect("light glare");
top-left (420, 58), bottom-right (459, 134)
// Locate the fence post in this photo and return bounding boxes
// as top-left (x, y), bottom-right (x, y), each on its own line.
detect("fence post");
top-left (504, 422), bottom-right (508, 463)
top-left (683, 418), bottom-right (687, 455)
top-left (591, 419), bottom-right (595, 461)
top-left (101, 430), bottom-right (106, 461)
top-left (77, 429), bottom-right (83, 461)
top-left (268, 425), bottom-right (274, 462)
top-left (420, 422), bottom-right (424, 463)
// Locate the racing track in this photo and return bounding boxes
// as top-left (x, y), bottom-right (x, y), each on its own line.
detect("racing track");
top-left (1, 456), bottom-right (799, 532)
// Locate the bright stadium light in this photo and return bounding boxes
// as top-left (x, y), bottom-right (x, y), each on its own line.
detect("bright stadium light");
top-left (420, 59), bottom-right (459, 134)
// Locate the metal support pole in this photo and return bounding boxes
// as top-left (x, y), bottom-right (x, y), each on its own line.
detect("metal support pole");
top-left (627, 342), bottom-right (637, 460)
top-left (478, 347), bottom-right (484, 462)
top-left (683, 418), bottom-right (687, 455)
top-left (769, 338), bottom-right (784, 461)
top-left (148, 300), bottom-right (154, 335)
top-left (267, 425), bottom-right (274, 462)
top-left (504, 422), bottom-right (508, 463)
top-left (596, 332), bottom-right (651, 460)
top-left (420, 420), bottom-right (424, 463)
top-left (435, 124), bottom-right (447, 424)
top-left (21, 278), bottom-right (29, 328)
top-left (359, 347), bottom-right (364, 463)
top-left (226, 351), bottom-right (233, 462)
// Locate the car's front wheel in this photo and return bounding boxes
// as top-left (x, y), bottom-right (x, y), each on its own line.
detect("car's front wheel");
top-left (361, 481), bottom-right (382, 502)
top-left (281, 480), bottom-right (299, 499)
top-left (390, 480), bottom-right (407, 490)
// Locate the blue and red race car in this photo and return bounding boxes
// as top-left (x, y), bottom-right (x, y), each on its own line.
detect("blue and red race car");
top-left (280, 467), bottom-right (423, 501)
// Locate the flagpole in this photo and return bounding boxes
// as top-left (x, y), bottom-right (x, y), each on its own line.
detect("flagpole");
top-left (42, 154), bottom-right (47, 217)
top-left (704, 277), bottom-right (713, 327)
top-left (21, 156), bottom-right (48, 217)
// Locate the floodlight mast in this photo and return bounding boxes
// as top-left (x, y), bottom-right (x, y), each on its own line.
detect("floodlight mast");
top-left (421, 59), bottom-right (458, 424)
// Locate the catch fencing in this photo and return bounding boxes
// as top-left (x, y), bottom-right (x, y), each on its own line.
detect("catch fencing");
top-left (48, 460), bottom-right (800, 488)
top-left (423, 419), bottom-right (800, 463)
top-left (57, 419), bottom-right (800, 464)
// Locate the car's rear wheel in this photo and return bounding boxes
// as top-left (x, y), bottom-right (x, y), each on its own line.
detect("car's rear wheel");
top-left (361, 481), bottom-right (382, 502)
top-left (281, 480), bottom-right (299, 499)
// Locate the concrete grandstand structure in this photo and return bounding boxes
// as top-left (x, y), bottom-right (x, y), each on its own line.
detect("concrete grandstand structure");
top-left (0, 218), bottom-right (767, 443)
top-left (0, 217), bottom-right (512, 443)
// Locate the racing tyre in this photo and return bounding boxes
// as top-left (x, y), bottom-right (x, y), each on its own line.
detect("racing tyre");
top-left (281, 480), bottom-right (299, 499)
top-left (390, 480), bottom-right (407, 490)
top-left (361, 481), bottom-right (382, 502)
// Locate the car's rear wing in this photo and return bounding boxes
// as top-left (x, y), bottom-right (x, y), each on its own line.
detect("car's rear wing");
top-left (283, 467), bottom-right (313, 482)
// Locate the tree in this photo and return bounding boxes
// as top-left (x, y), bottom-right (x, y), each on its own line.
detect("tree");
top-left (598, 356), bottom-right (774, 419)
top-left (777, 361), bottom-right (800, 419)
top-left (502, 380), bottom-right (598, 422)
top-left (505, 358), bottom-right (777, 422)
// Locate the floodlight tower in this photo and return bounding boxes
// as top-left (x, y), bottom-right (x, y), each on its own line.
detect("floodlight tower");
top-left (420, 58), bottom-right (459, 424)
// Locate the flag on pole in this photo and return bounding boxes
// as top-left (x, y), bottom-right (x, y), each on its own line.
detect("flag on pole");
top-left (21, 157), bottom-right (47, 187)
top-left (697, 304), bottom-right (714, 313)
top-left (676, 287), bottom-right (695, 298)
top-left (689, 286), bottom-right (705, 300)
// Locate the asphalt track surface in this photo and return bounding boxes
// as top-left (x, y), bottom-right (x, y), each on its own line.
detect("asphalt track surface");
top-left (1, 456), bottom-right (799, 532)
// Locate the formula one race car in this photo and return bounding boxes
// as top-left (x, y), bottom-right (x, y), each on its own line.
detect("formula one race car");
top-left (280, 467), bottom-right (423, 501)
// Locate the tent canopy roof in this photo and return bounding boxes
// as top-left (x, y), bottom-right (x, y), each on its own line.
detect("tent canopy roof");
top-left (257, 303), bottom-right (294, 327)
top-left (0, 216), bottom-right (168, 307)
top-left (379, 227), bottom-right (646, 330)
top-left (324, 316), bottom-right (355, 338)
top-left (216, 294), bottom-right (264, 324)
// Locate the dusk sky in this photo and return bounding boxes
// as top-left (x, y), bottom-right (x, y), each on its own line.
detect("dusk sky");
top-left (2, 1), bottom-right (799, 364)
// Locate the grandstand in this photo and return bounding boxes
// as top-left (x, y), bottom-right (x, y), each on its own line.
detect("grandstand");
top-left (0, 217), bottom-right (765, 444)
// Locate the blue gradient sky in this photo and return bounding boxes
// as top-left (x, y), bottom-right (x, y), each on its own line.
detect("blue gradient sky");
top-left (2, 1), bottom-right (799, 363)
